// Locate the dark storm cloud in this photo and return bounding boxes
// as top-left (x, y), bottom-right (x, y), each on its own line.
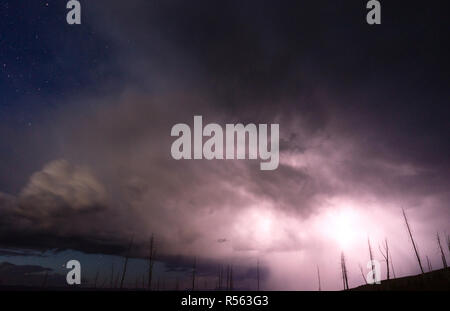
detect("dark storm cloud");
top-left (0, 262), bottom-right (67, 287)
top-left (0, 0), bottom-right (449, 289)
top-left (85, 0), bottom-right (450, 173)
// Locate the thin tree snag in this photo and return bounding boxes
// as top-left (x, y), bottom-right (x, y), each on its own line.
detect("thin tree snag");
top-left (402, 208), bottom-right (424, 274)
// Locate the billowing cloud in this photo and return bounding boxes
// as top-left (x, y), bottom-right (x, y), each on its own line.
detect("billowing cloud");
top-left (18, 159), bottom-right (107, 219)
top-left (0, 160), bottom-right (123, 254)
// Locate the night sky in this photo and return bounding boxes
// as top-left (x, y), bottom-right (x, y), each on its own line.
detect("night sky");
top-left (0, 0), bottom-right (449, 290)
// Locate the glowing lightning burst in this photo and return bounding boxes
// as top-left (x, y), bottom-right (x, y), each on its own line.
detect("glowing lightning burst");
top-left (320, 207), bottom-right (362, 249)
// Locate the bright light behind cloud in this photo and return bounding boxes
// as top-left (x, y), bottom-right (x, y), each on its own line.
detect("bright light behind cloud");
top-left (233, 207), bottom-right (281, 250)
top-left (314, 198), bottom-right (387, 252)
top-left (324, 207), bottom-right (360, 249)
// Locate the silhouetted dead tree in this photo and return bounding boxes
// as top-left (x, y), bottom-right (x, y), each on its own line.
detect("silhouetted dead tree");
top-left (226, 265), bottom-right (230, 290)
top-left (230, 265), bottom-right (233, 291)
top-left (317, 265), bottom-right (321, 291)
top-left (192, 256), bottom-right (197, 290)
top-left (402, 208), bottom-right (424, 274)
top-left (220, 265), bottom-right (224, 290)
top-left (115, 272), bottom-right (120, 288)
top-left (389, 249), bottom-right (396, 279)
top-left (100, 276), bottom-right (108, 288)
top-left (217, 264), bottom-right (223, 290)
top-left (437, 232), bottom-right (448, 268)
top-left (367, 237), bottom-right (376, 282)
top-left (341, 252), bottom-right (349, 290)
top-left (120, 234), bottom-right (134, 289)
top-left (216, 265), bottom-right (220, 290)
top-left (110, 262), bottom-right (115, 288)
top-left (426, 256), bottom-right (432, 272)
top-left (257, 259), bottom-right (260, 291)
top-left (379, 238), bottom-right (390, 280)
top-left (225, 264), bottom-right (234, 290)
top-left (41, 270), bottom-right (48, 288)
top-left (447, 234), bottom-right (450, 253)
top-left (148, 234), bottom-right (156, 290)
top-left (94, 266), bottom-right (100, 288)
top-left (221, 265), bottom-right (224, 290)
top-left (359, 263), bottom-right (367, 285)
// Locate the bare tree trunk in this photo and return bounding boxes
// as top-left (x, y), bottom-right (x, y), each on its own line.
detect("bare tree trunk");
top-left (120, 235), bottom-right (134, 289)
top-left (230, 265), bottom-right (233, 291)
top-left (148, 234), bottom-right (155, 290)
top-left (42, 270), bottom-right (48, 288)
top-left (341, 252), bottom-right (349, 290)
top-left (317, 265), bottom-right (322, 291)
top-left (192, 256), bottom-right (196, 290)
top-left (115, 272), bottom-right (120, 288)
top-left (341, 254), bottom-right (346, 290)
top-left (217, 265), bottom-right (221, 290)
top-left (101, 276), bottom-right (108, 288)
top-left (359, 263), bottom-right (368, 285)
top-left (110, 262), bottom-right (114, 288)
top-left (220, 265), bottom-right (223, 290)
top-left (389, 249), bottom-right (396, 278)
top-left (226, 265), bottom-right (230, 290)
top-left (368, 237), bottom-right (376, 282)
top-left (94, 267), bottom-right (100, 288)
top-left (379, 238), bottom-right (390, 280)
top-left (426, 256), bottom-right (433, 272)
top-left (219, 264), bottom-right (223, 290)
top-left (447, 234), bottom-right (450, 253)
top-left (437, 232), bottom-right (448, 268)
top-left (402, 208), bottom-right (424, 274)
top-left (257, 259), bottom-right (260, 291)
